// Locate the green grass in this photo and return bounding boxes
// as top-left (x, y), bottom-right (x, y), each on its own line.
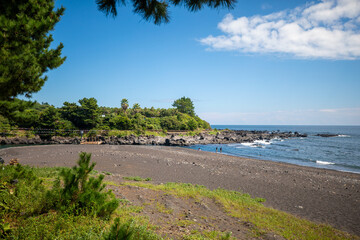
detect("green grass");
top-left (208, 129), bottom-right (221, 135)
top-left (155, 202), bottom-right (173, 214)
top-left (120, 182), bottom-right (357, 240)
top-left (123, 176), bottom-right (152, 181)
top-left (183, 231), bottom-right (233, 240)
top-left (0, 160), bottom-right (161, 240)
top-left (10, 212), bottom-right (109, 240)
top-left (1, 161), bottom-right (358, 240)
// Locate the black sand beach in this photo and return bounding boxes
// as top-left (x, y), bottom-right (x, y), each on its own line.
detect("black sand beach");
top-left (1, 145), bottom-right (359, 236)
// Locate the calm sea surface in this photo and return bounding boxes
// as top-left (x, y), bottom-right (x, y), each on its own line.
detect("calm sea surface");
top-left (187, 125), bottom-right (360, 174)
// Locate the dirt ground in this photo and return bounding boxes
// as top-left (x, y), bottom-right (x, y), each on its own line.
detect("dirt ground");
top-left (106, 182), bottom-right (285, 239)
top-left (1, 144), bottom-right (359, 237)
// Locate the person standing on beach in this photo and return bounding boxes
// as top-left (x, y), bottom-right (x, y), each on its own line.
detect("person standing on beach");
top-left (216, 147), bottom-right (218, 153)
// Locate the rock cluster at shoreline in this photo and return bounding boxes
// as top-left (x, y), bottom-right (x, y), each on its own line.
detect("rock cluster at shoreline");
top-left (0, 130), bottom-right (307, 146)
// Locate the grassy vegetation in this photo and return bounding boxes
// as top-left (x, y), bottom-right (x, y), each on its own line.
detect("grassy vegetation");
top-left (208, 129), bottom-right (221, 135)
top-left (120, 182), bottom-right (356, 240)
top-left (0, 154), bottom-right (161, 239)
top-left (1, 157), bottom-right (357, 240)
top-left (123, 176), bottom-right (152, 181)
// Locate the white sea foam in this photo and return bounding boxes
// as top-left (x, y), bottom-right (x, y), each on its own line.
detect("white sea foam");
top-left (338, 135), bottom-right (350, 137)
top-left (241, 140), bottom-right (271, 148)
top-left (254, 140), bottom-right (271, 145)
top-left (241, 142), bottom-right (256, 147)
top-left (316, 160), bottom-right (335, 165)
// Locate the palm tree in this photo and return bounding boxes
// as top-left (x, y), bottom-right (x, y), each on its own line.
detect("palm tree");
top-left (96, 0), bottom-right (236, 25)
top-left (121, 98), bottom-right (129, 113)
top-left (132, 103), bottom-right (141, 114)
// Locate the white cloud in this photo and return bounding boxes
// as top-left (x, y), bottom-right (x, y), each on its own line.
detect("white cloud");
top-left (198, 108), bottom-right (360, 125)
top-left (200, 0), bottom-right (360, 59)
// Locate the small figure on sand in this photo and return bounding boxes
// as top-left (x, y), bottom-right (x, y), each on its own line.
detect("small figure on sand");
top-left (220, 147), bottom-right (222, 153)
top-left (216, 147), bottom-right (218, 153)
top-left (198, 148), bottom-right (201, 151)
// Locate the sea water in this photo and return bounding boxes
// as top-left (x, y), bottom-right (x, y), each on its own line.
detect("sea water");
top-left (187, 125), bottom-right (360, 174)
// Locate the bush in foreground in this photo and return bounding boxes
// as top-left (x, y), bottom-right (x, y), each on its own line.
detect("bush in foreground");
top-left (51, 152), bottom-right (119, 218)
top-left (0, 153), bottom-right (137, 239)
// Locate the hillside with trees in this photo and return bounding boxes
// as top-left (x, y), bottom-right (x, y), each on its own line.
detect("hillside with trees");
top-left (0, 97), bottom-right (211, 136)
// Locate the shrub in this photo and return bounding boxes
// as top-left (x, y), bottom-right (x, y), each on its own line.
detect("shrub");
top-left (51, 152), bottom-right (119, 218)
top-left (0, 164), bottom-right (54, 221)
top-left (103, 218), bottom-right (134, 240)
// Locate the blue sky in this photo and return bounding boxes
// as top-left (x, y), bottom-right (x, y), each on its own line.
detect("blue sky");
top-left (29, 0), bottom-right (360, 125)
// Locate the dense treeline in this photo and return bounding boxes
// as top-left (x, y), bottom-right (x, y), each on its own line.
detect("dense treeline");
top-left (0, 97), bottom-right (210, 134)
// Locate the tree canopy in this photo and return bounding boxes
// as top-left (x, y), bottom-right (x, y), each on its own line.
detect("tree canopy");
top-left (96, 0), bottom-right (236, 24)
top-left (0, 0), bottom-right (66, 100)
top-left (0, 0), bottom-right (236, 103)
top-left (172, 97), bottom-right (195, 116)
top-left (0, 97), bottom-right (210, 132)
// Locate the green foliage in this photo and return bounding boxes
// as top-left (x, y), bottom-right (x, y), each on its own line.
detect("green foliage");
top-left (110, 115), bottom-right (133, 130)
top-left (60, 101), bottom-right (82, 127)
top-left (78, 97), bottom-right (101, 129)
top-left (38, 106), bottom-right (60, 129)
top-left (0, 115), bottom-right (11, 135)
top-left (0, 99), bottom-right (38, 127)
top-left (172, 97), bottom-right (195, 116)
top-left (0, 0), bottom-right (65, 100)
top-left (123, 176), bottom-right (152, 181)
top-left (96, 0), bottom-right (236, 25)
top-left (121, 98), bottom-right (129, 113)
top-left (160, 116), bottom-right (181, 130)
top-left (12, 212), bottom-right (108, 239)
top-left (0, 219), bottom-right (11, 238)
top-left (52, 152), bottom-right (119, 218)
top-left (0, 158), bottom-right (163, 239)
top-left (59, 98), bottom-right (100, 129)
top-left (0, 164), bottom-right (58, 232)
top-left (187, 118), bottom-right (198, 130)
top-left (103, 218), bottom-right (134, 240)
top-left (132, 103), bottom-right (141, 114)
top-left (1, 97), bottom-right (211, 133)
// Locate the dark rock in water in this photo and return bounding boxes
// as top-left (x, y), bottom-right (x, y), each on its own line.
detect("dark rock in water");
top-left (315, 134), bottom-right (338, 137)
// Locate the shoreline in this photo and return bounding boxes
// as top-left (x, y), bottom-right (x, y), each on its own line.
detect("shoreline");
top-left (206, 149), bottom-right (360, 175)
top-left (2, 143), bottom-right (360, 175)
top-left (1, 144), bottom-right (359, 236)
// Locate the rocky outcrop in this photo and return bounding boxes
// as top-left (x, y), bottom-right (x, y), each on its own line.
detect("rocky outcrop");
top-left (0, 130), bottom-right (307, 147)
top-left (159, 130), bottom-right (307, 146)
top-left (315, 134), bottom-right (338, 137)
top-left (0, 136), bottom-right (81, 145)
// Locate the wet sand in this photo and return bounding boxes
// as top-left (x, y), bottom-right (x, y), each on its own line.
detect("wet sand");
top-left (1, 144), bottom-right (359, 236)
